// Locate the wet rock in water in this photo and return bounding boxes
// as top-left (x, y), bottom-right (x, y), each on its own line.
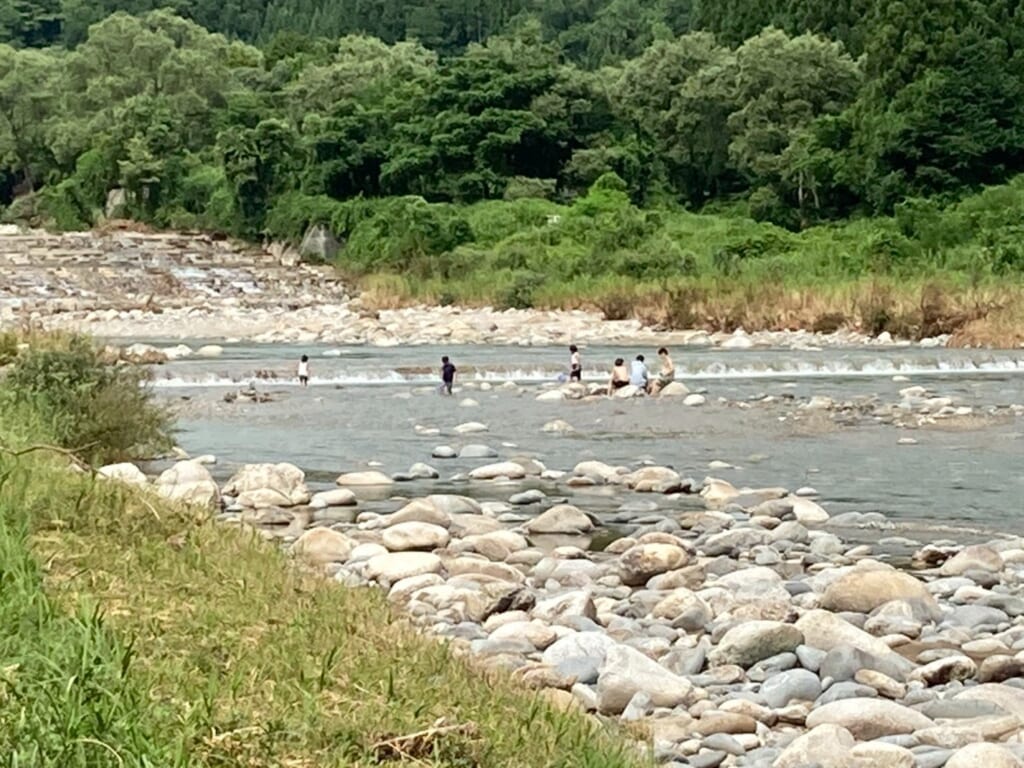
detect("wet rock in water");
top-left (225, 462), bottom-right (311, 507)
top-left (155, 460), bottom-right (221, 508)
top-left (509, 489), bottom-right (546, 505)
top-left (708, 621), bottom-right (803, 668)
top-left (596, 645), bottom-right (692, 714)
top-left (335, 470), bottom-right (394, 486)
top-left (453, 421), bottom-right (489, 434)
top-left (790, 496), bottom-right (830, 523)
top-left (542, 419), bottom-right (574, 433)
top-left (310, 488), bottom-right (357, 508)
top-left (365, 552), bottom-right (443, 583)
top-left (772, 723), bottom-right (855, 768)
top-left (431, 445), bottom-right (457, 459)
top-left (381, 522), bottom-right (450, 552)
top-left (804, 699), bottom-right (934, 740)
top-left (468, 461), bottom-right (526, 480)
top-left (572, 460), bottom-right (624, 484)
top-left (98, 462), bottom-right (149, 486)
top-left (459, 444), bottom-right (498, 459)
top-left (624, 466), bottom-right (681, 492)
top-left (944, 743), bottom-right (1024, 768)
top-left (939, 544), bottom-right (1004, 576)
top-left (820, 563), bottom-right (938, 614)
top-left (405, 462), bottom-right (439, 479)
top-left (683, 394), bottom-right (706, 407)
top-left (658, 381), bottom-right (690, 397)
top-left (618, 542), bottom-right (690, 586)
top-left (522, 504), bottom-right (595, 535)
top-left (292, 528), bottom-right (356, 566)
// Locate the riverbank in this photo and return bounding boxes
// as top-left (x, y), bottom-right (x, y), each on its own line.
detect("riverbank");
top-left (2, 228), bottom-right (1022, 348)
top-left (0, 421), bottom-right (644, 766)
top-left (98, 425), bottom-right (1024, 767)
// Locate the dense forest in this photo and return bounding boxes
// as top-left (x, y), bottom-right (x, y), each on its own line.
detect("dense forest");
top-left (0, 0), bottom-right (1022, 325)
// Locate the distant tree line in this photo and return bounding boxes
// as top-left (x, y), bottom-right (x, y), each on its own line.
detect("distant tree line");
top-left (0, 0), bottom-right (1019, 237)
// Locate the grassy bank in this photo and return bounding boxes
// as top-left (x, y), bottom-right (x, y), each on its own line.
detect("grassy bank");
top-left (268, 176), bottom-right (1024, 346)
top-left (0, 338), bottom-right (647, 767)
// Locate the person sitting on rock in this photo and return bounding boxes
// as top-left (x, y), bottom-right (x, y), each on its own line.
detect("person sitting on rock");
top-left (440, 355), bottom-right (456, 395)
top-left (630, 354), bottom-right (649, 390)
top-left (608, 358), bottom-right (630, 394)
top-left (649, 347), bottom-right (675, 395)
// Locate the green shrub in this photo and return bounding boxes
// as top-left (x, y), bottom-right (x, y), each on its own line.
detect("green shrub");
top-left (0, 332), bottom-right (17, 366)
top-left (2, 337), bottom-right (173, 465)
top-left (500, 271), bottom-right (545, 309)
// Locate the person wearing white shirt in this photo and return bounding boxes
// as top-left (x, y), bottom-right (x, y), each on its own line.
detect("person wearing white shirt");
top-left (297, 354), bottom-right (310, 387)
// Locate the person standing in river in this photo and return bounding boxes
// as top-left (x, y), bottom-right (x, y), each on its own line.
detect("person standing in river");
top-left (440, 355), bottom-right (456, 395)
top-left (568, 344), bottom-right (582, 382)
top-left (297, 354), bottom-right (310, 387)
top-left (649, 347), bottom-right (675, 395)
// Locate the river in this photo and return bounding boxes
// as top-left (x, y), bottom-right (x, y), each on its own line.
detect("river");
top-left (138, 341), bottom-right (1024, 543)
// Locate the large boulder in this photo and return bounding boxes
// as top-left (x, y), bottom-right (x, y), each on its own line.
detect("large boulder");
top-left (468, 462), bottom-right (527, 480)
top-left (292, 528), bottom-right (356, 566)
top-left (224, 462), bottom-right (310, 507)
top-left (820, 565), bottom-right (938, 615)
top-left (596, 645), bottom-right (692, 714)
top-left (98, 462), bottom-right (148, 486)
top-left (773, 724), bottom-right (855, 768)
top-left (955, 683), bottom-right (1024, 719)
top-left (804, 699), bottom-right (934, 740)
top-left (940, 545), bottom-right (1004, 575)
top-left (795, 609), bottom-right (896, 657)
top-left (366, 552), bottom-right (443, 583)
top-left (618, 543), bottom-right (689, 586)
top-left (381, 522), bottom-right (450, 552)
top-left (336, 470), bottom-right (394, 486)
top-left (709, 621), bottom-right (803, 668)
top-left (155, 460), bottom-right (221, 509)
top-left (945, 743), bottom-right (1024, 768)
top-left (522, 504), bottom-right (594, 535)
top-left (299, 223), bottom-right (340, 262)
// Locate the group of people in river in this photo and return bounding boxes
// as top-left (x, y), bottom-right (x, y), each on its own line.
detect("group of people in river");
top-left (604, 347), bottom-right (676, 395)
top-left (296, 346), bottom-right (677, 396)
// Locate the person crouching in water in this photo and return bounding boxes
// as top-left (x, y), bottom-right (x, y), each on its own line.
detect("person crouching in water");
top-left (649, 347), bottom-right (675, 395)
top-left (608, 357), bottom-right (630, 394)
top-left (297, 354), bottom-right (310, 387)
top-left (440, 355), bottom-right (456, 395)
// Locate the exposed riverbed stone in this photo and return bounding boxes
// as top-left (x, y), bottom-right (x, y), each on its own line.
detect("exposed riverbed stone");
top-left (381, 522), bottom-right (450, 552)
top-left (820, 564), bottom-right (938, 614)
top-left (708, 621), bottom-right (803, 668)
top-left (618, 543), bottom-right (690, 586)
top-left (804, 699), bottom-right (934, 740)
top-left (596, 644), bottom-right (692, 714)
top-left (224, 462), bottom-right (310, 507)
top-left (773, 723), bottom-right (855, 768)
top-left (522, 504), bottom-right (595, 535)
top-left (292, 527), bottom-right (355, 566)
top-left (155, 460), bottom-right (221, 508)
top-left (366, 552), bottom-right (443, 583)
top-left (336, 470), bottom-right (394, 486)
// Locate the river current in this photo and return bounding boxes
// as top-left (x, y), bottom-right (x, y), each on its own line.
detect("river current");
top-left (143, 342), bottom-right (1024, 541)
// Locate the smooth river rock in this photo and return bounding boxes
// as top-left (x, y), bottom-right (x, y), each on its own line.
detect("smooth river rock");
top-left (596, 645), bottom-right (692, 714)
top-left (709, 621), bottom-right (803, 668)
top-left (804, 699), bottom-right (934, 740)
top-left (820, 565), bottom-right (939, 615)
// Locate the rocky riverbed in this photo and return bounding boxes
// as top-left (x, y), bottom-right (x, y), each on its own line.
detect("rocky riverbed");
top-left (100, 432), bottom-right (1024, 768)
top-left (0, 227), bottom-right (949, 349)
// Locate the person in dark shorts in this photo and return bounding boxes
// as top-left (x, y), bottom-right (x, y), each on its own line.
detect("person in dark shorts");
top-left (569, 345), bottom-right (582, 382)
top-left (608, 357), bottom-right (630, 393)
top-left (297, 354), bottom-right (310, 387)
top-left (440, 355), bottom-right (456, 395)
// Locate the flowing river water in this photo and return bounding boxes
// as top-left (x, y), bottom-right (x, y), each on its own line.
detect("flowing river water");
top-left (139, 341), bottom-right (1024, 546)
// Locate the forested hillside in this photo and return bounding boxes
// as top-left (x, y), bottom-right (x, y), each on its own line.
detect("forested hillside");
top-left (0, 0), bottom-right (1021, 335)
